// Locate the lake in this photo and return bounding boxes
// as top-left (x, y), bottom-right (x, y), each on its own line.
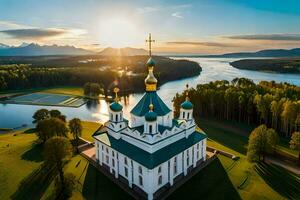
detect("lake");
top-left (1, 57), bottom-right (300, 129)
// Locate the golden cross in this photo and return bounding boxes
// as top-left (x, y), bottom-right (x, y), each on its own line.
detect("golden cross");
top-left (146, 33), bottom-right (155, 57)
top-left (113, 87), bottom-right (120, 102)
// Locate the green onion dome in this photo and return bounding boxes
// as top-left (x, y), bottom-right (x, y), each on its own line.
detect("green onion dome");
top-left (146, 57), bottom-right (156, 67)
top-left (180, 100), bottom-right (193, 110)
top-left (145, 104), bottom-right (157, 121)
top-left (145, 111), bottom-right (157, 121)
top-left (110, 102), bottom-right (123, 112)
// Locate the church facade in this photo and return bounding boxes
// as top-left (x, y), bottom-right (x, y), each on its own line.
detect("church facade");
top-left (93, 36), bottom-right (207, 200)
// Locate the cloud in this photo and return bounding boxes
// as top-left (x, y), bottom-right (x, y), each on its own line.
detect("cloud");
top-left (0, 28), bottom-right (86, 40)
top-left (0, 20), bottom-right (31, 29)
top-left (224, 34), bottom-right (300, 41)
top-left (172, 12), bottom-right (183, 18)
top-left (166, 41), bottom-right (239, 48)
top-left (136, 6), bottom-right (159, 14)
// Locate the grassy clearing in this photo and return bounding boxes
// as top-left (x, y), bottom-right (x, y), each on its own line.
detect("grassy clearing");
top-left (80, 121), bottom-right (101, 142)
top-left (198, 119), bottom-right (299, 200)
top-left (0, 129), bottom-right (43, 200)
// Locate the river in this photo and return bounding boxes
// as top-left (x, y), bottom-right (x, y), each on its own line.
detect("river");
top-left (1, 57), bottom-right (300, 129)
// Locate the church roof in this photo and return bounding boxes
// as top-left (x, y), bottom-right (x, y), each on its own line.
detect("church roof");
top-left (130, 91), bottom-right (171, 117)
top-left (145, 111), bottom-right (157, 121)
top-left (93, 129), bottom-right (207, 169)
top-left (181, 100), bottom-right (193, 110)
top-left (110, 102), bottom-right (123, 112)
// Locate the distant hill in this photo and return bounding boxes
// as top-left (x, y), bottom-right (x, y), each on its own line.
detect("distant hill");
top-left (220, 48), bottom-right (300, 58)
top-left (100, 47), bottom-right (148, 56)
top-left (0, 43), bottom-right (94, 56)
top-left (230, 58), bottom-right (300, 74)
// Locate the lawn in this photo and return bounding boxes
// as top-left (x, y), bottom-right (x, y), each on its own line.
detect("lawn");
top-left (0, 129), bottom-right (43, 200)
top-left (1, 119), bottom-right (299, 200)
top-left (196, 118), bottom-right (300, 200)
top-left (0, 120), bottom-right (100, 200)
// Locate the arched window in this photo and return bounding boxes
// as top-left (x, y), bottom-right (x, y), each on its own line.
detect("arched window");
top-left (120, 113), bottom-right (123, 120)
top-left (139, 175), bottom-right (143, 186)
top-left (138, 166), bottom-right (143, 174)
top-left (110, 113), bottom-right (113, 121)
top-left (183, 112), bottom-right (185, 118)
top-left (115, 114), bottom-right (118, 121)
top-left (158, 175), bottom-right (162, 185)
top-left (149, 124), bottom-right (152, 133)
top-left (187, 112), bottom-right (190, 119)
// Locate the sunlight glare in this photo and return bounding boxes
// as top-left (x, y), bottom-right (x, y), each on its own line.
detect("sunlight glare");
top-left (98, 18), bottom-right (142, 48)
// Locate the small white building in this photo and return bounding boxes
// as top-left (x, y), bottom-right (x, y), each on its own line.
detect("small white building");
top-left (93, 55), bottom-right (207, 200)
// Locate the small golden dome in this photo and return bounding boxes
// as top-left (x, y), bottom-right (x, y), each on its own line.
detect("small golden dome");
top-left (145, 58), bottom-right (157, 91)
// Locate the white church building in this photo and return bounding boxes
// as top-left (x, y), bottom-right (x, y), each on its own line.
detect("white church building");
top-left (93, 35), bottom-right (207, 200)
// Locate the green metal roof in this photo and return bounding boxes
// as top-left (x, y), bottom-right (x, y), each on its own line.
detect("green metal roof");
top-left (130, 91), bottom-right (171, 116)
top-left (145, 111), bottom-right (157, 121)
top-left (146, 57), bottom-right (156, 67)
top-left (94, 129), bottom-right (207, 169)
top-left (110, 102), bottom-right (123, 112)
top-left (181, 100), bottom-right (193, 110)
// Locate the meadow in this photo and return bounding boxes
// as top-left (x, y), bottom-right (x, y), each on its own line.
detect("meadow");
top-left (1, 118), bottom-right (299, 200)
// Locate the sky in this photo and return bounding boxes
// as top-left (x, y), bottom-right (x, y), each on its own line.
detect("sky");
top-left (1, 0), bottom-right (300, 54)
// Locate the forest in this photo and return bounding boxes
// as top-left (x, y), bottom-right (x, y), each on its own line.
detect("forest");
top-left (173, 78), bottom-right (300, 137)
top-left (230, 58), bottom-right (300, 73)
top-left (0, 55), bottom-right (201, 93)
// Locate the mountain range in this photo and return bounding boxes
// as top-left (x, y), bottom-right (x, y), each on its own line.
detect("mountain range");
top-left (0, 42), bottom-right (299, 57)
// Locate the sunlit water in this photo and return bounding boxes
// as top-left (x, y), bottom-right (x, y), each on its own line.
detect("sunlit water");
top-left (1, 57), bottom-right (300, 129)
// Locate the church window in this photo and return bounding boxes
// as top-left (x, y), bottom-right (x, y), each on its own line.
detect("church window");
top-left (120, 124), bottom-right (122, 128)
top-left (158, 166), bottom-right (161, 173)
top-left (112, 159), bottom-right (115, 167)
top-left (197, 151), bottom-right (199, 159)
top-left (158, 175), bottom-right (162, 185)
top-left (149, 124), bottom-right (153, 133)
top-left (106, 155), bottom-right (109, 164)
top-left (183, 112), bottom-right (185, 118)
top-left (124, 157), bottom-right (128, 165)
top-left (115, 114), bottom-right (118, 121)
top-left (139, 176), bottom-right (143, 186)
top-left (106, 147), bottom-right (109, 154)
top-left (101, 145), bottom-right (104, 150)
top-left (174, 157), bottom-right (177, 175)
top-left (112, 151), bottom-right (115, 157)
top-left (187, 112), bottom-right (190, 119)
top-left (120, 113), bottom-right (123, 120)
top-left (138, 166), bottom-right (143, 174)
top-left (125, 167), bottom-right (128, 177)
top-left (197, 143), bottom-right (199, 149)
top-left (110, 113), bottom-right (113, 121)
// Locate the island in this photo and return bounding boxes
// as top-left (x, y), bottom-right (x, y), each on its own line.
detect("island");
top-left (230, 58), bottom-right (300, 73)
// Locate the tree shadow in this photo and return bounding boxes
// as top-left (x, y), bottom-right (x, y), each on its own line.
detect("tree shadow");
top-left (23, 128), bottom-right (36, 134)
top-left (202, 123), bottom-right (248, 155)
top-left (168, 158), bottom-right (242, 200)
top-left (254, 162), bottom-right (300, 200)
top-left (21, 143), bottom-right (44, 162)
top-left (82, 164), bottom-right (133, 200)
top-left (10, 164), bottom-right (56, 200)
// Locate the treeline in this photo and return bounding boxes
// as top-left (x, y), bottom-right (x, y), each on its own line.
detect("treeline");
top-left (0, 56), bottom-right (201, 92)
top-left (173, 78), bottom-right (300, 137)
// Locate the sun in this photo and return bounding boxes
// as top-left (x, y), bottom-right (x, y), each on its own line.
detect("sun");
top-left (98, 18), bottom-right (142, 48)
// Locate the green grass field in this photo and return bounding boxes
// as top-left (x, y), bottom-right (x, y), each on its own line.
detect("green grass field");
top-left (0, 119), bottom-right (299, 200)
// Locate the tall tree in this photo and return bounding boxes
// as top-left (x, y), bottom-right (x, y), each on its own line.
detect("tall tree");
top-left (289, 132), bottom-right (300, 165)
top-left (36, 118), bottom-right (68, 143)
top-left (69, 118), bottom-right (83, 152)
top-left (247, 125), bottom-right (278, 162)
top-left (33, 109), bottom-right (49, 123)
top-left (44, 137), bottom-right (73, 193)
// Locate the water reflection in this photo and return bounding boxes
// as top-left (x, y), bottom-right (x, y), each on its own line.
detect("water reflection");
top-left (1, 57), bottom-right (300, 129)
